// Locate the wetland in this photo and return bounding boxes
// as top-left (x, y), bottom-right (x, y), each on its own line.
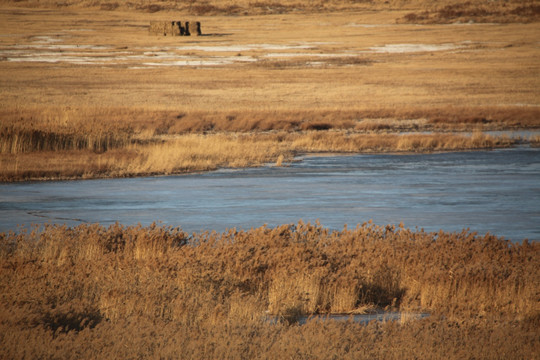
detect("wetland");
top-left (1, 1), bottom-right (539, 359)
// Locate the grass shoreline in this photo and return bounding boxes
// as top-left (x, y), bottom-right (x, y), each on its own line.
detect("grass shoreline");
top-left (1, 130), bottom-right (526, 182)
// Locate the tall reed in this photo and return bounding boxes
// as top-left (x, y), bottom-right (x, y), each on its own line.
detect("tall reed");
top-left (1, 222), bottom-right (538, 358)
top-left (0, 127), bottom-right (130, 154)
top-left (1, 131), bottom-right (517, 181)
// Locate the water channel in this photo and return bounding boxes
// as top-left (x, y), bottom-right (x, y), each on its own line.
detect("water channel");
top-left (1, 148), bottom-right (539, 241)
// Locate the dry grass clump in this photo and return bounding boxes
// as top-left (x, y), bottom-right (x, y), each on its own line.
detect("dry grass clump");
top-left (0, 106), bottom-right (167, 139)
top-left (289, 131), bottom-right (514, 153)
top-left (127, 133), bottom-right (289, 174)
top-left (0, 134), bottom-right (292, 181)
top-left (399, 1), bottom-right (540, 24)
top-left (0, 127), bottom-right (130, 154)
top-left (531, 135), bottom-right (540, 147)
top-left (0, 222), bottom-right (538, 358)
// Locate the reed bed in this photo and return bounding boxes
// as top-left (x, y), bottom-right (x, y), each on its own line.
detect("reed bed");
top-left (0, 127), bottom-right (131, 154)
top-left (1, 104), bottom-right (526, 181)
top-left (1, 131), bottom-right (516, 181)
top-left (0, 222), bottom-right (538, 359)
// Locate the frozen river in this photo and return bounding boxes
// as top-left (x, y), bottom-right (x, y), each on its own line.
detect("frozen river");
top-left (1, 148), bottom-right (539, 241)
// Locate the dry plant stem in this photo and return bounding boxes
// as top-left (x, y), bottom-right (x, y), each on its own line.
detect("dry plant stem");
top-left (0, 222), bottom-right (538, 359)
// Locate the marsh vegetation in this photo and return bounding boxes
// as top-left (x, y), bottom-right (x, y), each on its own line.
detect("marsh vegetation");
top-left (1, 222), bottom-right (539, 358)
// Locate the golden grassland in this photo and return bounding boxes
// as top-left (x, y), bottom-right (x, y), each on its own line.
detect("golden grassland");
top-left (0, 4), bottom-right (539, 180)
top-left (0, 0), bottom-right (538, 20)
top-left (0, 222), bottom-right (539, 358)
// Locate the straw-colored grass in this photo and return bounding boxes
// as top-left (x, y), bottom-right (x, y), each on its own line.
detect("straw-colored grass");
top-left (0, 6), bottom-right (538, 180)
top-left (1, 0), bottom-right (537, 20)
top-left (531, 135), bottom-right (540, 147)
top-left (3, 105), bottom-right (538, 137)
top-left (399, 1), bottom-right (540, 24)
top-left (1, 4), bottom-right (538, 357)
top-left (1, 222), bottom-right (538, 358)
top-left (0, 131), bottom-right (516, 181)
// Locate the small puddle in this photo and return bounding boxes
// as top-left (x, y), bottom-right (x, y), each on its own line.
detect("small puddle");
top-left (484, 130), bottom-right (540, 139)
top-left (269, 311), bottom-right (430, 325)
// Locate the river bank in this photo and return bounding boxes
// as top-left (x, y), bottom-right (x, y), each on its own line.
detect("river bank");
top-left (2, 130), bottom-right (533, 182)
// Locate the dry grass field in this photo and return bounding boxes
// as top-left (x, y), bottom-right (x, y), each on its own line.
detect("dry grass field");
top-left (1, 0), bottom-right (539, 180)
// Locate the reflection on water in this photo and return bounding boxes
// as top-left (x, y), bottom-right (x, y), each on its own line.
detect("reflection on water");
top-left (1, 148), bottom-right (539, 241)
top-left (266, 311), bottom-right (430, 325)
